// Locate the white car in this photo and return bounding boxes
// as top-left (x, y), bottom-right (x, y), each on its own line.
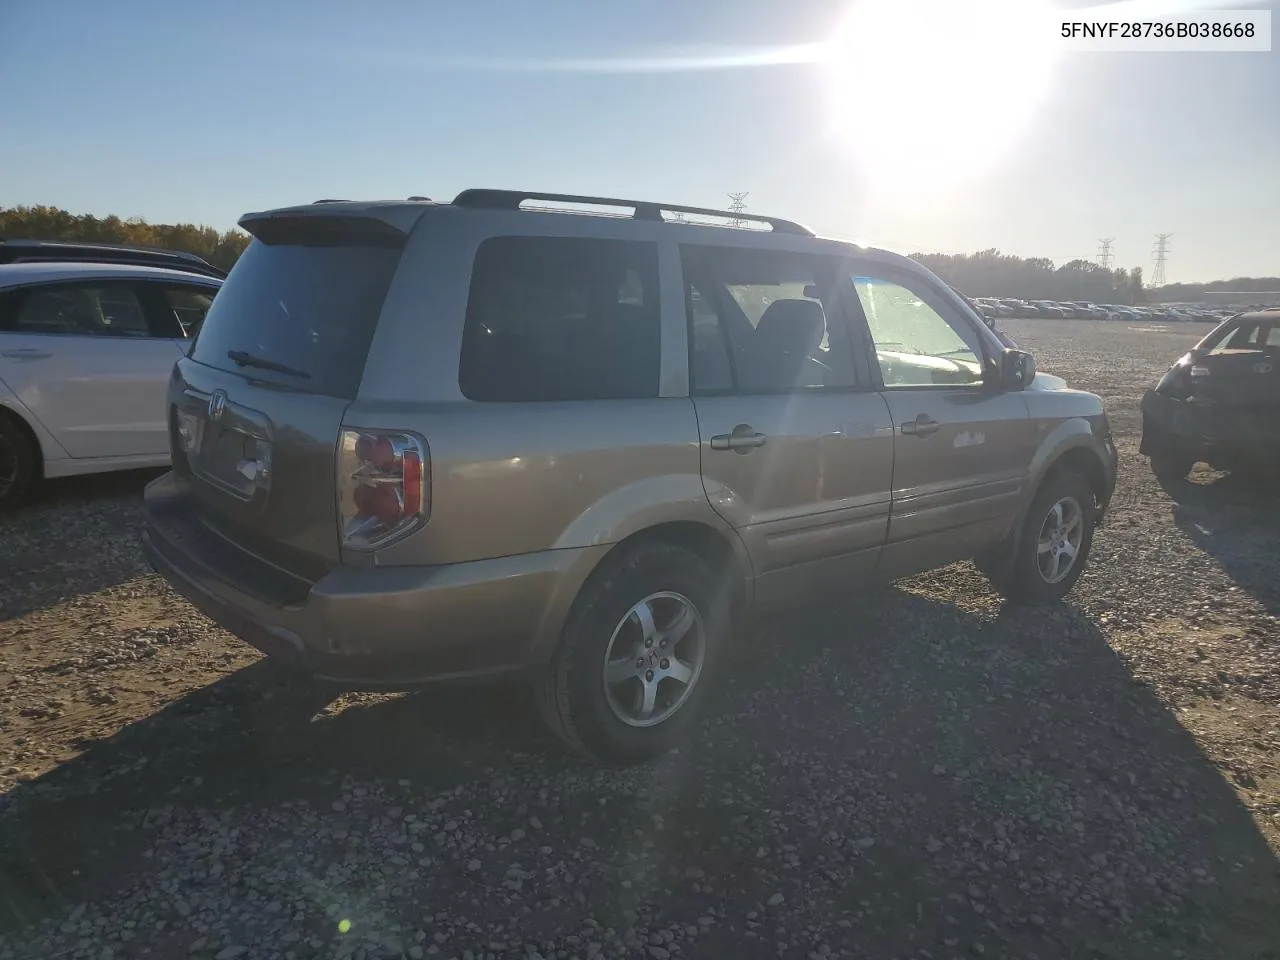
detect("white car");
top-left (0, 261), bottom-right (221, 506)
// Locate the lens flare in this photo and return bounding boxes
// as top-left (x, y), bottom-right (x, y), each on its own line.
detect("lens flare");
top-left (823, 0), bottom-right (1062, 199)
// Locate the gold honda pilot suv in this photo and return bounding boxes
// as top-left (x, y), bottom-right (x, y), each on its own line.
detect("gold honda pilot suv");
top-left (143, 189), bottom-right (1118, 763)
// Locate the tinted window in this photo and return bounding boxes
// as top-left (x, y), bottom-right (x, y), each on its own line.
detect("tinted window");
top-left (6, 283), bottom-right (151, 337)
top-left (190, 238), bottom-right (403, 399)
top-left (681, 245), bottom-right (856, 394)
top-left (852, 273), bottom-right (984, 387)
top-left (459, 237), bottom-right (660, 402)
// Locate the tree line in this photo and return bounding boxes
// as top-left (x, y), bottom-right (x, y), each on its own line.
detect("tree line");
top-left (912, 249), bottom-right (1146, 304)
top-left (1150, 276), bottom-right (1280, 300)
top-left (0, 205), bottom-right (250, 273)
top-left (2, 205), bottom-right (1275, 303)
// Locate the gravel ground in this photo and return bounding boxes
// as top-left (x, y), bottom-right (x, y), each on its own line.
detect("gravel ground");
top-left (2, 318), bottom-right (1279, 960)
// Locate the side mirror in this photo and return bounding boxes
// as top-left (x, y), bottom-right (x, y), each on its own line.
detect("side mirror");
top-left (999, 348), bottom-right (1036, 390)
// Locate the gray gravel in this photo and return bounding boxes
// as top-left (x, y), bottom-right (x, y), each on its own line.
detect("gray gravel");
top-left (2, 318), bottom-right (1279, 960)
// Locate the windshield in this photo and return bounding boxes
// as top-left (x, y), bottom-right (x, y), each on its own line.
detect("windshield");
top-left (189, 236), bottom-right (404, 399)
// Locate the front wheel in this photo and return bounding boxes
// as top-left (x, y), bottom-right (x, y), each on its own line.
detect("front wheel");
top-left (1149, 450), bottom-right (1195, 483)
top-left (536, 542), bottom-right (729, 764)
top-left (995, 471), bottom-right (1096, 604)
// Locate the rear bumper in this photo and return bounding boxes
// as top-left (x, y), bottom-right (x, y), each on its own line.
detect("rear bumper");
top-left (1140, 389), bottom-right (1280, 465)
top-left (142, 472), bottom-right (606, 687)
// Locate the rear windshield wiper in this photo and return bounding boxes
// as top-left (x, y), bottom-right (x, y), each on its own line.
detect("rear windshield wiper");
top-left (226, 349), bottom-right (311, 379)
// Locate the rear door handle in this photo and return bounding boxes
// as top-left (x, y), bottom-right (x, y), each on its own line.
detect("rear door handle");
top-left (710, 426), bottom-right (768, 452)
top-left (900, 415), bottom-right (940, 438)
top-left (1, 349), bottom-right (53, 360)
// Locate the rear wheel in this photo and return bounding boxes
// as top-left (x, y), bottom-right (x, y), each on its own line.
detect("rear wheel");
top-left (993, 470), bottom-right (1096, 604)
top-left (0, 414), bottom-right (38, 510)
top-left (537, 542), bottom-right (728, 764)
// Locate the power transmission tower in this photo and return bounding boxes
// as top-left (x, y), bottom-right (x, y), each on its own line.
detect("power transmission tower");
top-left (1151, 233), bottom-right (1172, 286)
top-left (727, 192), bottom-right (749, 227)
top-left (1096, 238), bottom-right (1114, 269)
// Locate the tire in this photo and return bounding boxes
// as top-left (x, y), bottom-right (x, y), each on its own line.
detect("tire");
top-left (536, 542), bottom-right (730, 764)
top-left (1149, 450), bottom-right (1194, 483)
top-left (996, 470), bottom-right (1096, 605)
top-left (0, 414), bottom-right (38, 510)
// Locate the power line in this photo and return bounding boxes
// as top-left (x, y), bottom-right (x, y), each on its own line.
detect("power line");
top-left (1096, 238), bottom-right (1115, 269)
top-left (1151, 233), bottom-right (1172, 286)
top-left (727, 192), bottom-right (749, 227)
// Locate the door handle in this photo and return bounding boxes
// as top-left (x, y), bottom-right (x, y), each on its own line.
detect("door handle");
top-left (900, 415), bottom-right (940, 437)
top-left (1, 349), bottom-right (53, 360)
top-left (710, 425), bottom-right (768, 452)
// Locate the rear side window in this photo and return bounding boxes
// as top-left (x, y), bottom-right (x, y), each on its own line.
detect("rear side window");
top-left (189, 228), bottom-right (404, 399)
top-left (1, 282), bottom-right (162, 338)
top-left (459, 237), bottom-right (661, 402)
top-left (681, 245), bottom-right (857, 394)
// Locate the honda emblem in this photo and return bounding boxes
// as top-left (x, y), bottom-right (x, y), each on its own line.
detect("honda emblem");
top-left (207, 389), bottom-right (228, 422)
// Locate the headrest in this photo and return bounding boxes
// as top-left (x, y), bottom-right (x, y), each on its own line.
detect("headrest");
top-left (754, 299), bottom-right (825, 356)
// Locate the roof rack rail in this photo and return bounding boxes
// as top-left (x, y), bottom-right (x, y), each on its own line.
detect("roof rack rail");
top-left (312, 198), bottom-right (346, 204)
top-left (0, 239), bottom-right (226, 278)
top-left (452, 189), bottom-right (814, 236)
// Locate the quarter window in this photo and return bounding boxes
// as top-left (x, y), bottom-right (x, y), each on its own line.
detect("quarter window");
top-left (459, 237), bottom-right (661, 402)
top-left (163, 286), bottom-right (217, 338)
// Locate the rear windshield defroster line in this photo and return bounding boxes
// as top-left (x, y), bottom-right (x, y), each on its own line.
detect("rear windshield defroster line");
top-left (188, 219), bottom-right (407, 399)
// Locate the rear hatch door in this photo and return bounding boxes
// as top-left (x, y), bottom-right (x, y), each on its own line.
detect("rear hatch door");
top-left (169, 209), bottom-right (414, 580)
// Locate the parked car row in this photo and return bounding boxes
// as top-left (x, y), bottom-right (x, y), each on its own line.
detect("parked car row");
top-left (969, 297), bottom-right (1247, 324)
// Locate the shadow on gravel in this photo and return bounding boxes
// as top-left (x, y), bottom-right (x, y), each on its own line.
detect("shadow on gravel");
top-left (0, 661), bottom-right (564, 928)
top-left (0, 468), bottom-right (164, 622)
top-left (3, 589), bottom-right (1280, 957)
top-left (1159, 471), bottom-right (1280, 615)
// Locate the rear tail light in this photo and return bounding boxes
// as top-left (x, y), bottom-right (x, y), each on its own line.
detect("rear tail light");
top-left (337, 429), bottom-right (429, 549)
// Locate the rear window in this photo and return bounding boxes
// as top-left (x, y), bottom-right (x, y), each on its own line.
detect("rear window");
top-left (190, 232), bottom-right (404, 398)
top-left (1200, 318), bottom-right (1267, 354)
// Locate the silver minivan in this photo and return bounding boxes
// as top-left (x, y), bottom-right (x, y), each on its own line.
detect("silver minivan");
top-left (143, 190), bottom-right (1117, 763)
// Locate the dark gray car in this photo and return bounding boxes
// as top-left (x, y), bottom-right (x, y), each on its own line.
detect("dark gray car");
top-left (1141, 309), bottom-right (1280, 481)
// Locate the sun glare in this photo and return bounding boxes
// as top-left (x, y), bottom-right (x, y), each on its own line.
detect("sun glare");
top-left (824, 0), bottom-right (1061, 199)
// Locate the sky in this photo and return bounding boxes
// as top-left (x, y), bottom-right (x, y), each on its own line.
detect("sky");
top-left (1, 0), bottom-right (1277, 283)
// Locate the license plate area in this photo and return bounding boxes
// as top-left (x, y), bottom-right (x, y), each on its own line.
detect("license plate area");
top-left (180, 389), bottom-right (274, 501)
